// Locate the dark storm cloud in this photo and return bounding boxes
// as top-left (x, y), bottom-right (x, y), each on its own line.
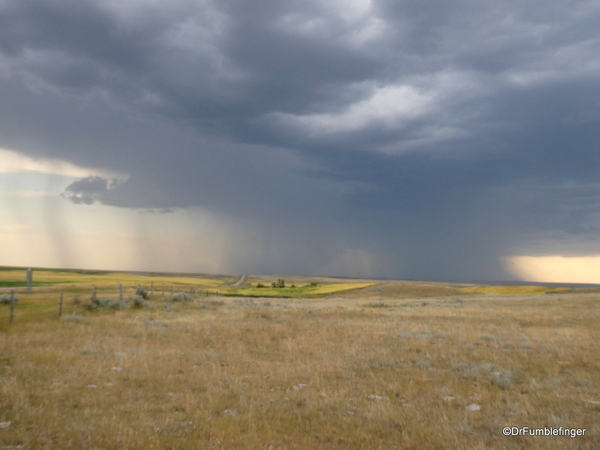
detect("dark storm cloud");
top-left (62, 175), bottom-right (110, 205)
top-left (1, 0), bottom-right (600, 279)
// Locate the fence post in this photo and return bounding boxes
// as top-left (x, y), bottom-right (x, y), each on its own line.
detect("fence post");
top-left (59, 289), bottom-right (63, 317)
top-left (26, 268), bottom-right (32, 294)
top-left (9, 289), bottom-right (15, 324)
top-left (119, 284), bottom-right (123, 302)
top-left (91, 286), bottom-right (97, 301)
top-left (162, 284), bottom-right (165, 297)
top-left (151, 281), bottom-right (154, 298)
top-left (171, 286), bottom-right (174, 296)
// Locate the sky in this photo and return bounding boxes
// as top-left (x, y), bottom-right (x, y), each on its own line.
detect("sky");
top-left (1, 0), bottom-right (600, 282)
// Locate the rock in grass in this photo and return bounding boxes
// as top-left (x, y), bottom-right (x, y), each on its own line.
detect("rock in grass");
top-left (367, 395), bottom-right (390, 401)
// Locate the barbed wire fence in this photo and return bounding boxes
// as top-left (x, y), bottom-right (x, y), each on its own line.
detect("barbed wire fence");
top-left (0, 283), bottom-right (222, 328)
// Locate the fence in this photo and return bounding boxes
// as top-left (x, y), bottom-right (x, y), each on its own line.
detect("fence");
top-left (0, 284), bottom-right (222, 328)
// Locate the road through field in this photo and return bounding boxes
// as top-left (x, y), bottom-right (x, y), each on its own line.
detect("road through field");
top-left (230, 274), bottom-right (246, 287)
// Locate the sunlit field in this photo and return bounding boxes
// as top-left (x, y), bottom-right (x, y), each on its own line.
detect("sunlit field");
top-left (462, 285), bottom-right (568, 295)
top-left (0, 266), bottom-right (226, 288)
top-left (1, 270), bottom-right (599, 449)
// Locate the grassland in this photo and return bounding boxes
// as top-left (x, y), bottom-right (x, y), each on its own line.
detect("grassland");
top-left (463, 285), bottom-right (568, 295)
top-left (0, 267), bottom-right (376, 301)
top-left (0, 276), bottom-right (598, 449)
top-left (213, 282), bottom-right (376, 298)
top-left (0, 266), bottom-right (226, 288)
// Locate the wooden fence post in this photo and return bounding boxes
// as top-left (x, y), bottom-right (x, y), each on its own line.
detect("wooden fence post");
top-left (119, 284), bottom-right (123, 302)
top-left (26, 268), bottom-right (32, 294)
top-left (59, 289), bottom-right (63, 317)
top-left (91, 286), bottom-right (97, 301)
top-left (151, 281), bottom-right (154, 298)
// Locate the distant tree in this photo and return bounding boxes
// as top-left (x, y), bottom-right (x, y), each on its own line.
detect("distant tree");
top-left (271, 279), bottom-right (286, 288)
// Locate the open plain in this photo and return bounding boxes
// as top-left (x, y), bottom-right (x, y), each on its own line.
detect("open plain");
top-left (1, 270), bottom-right (599, 449)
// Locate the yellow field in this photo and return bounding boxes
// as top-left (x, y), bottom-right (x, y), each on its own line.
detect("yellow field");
top-left (463, 285), bottom-right (568, 295)
top-left (213, 282), bottom-right (376, 298)
top-left (0, 267), bottom-right (225, 288)
top-left (1, 281), bottom-right (598, 449)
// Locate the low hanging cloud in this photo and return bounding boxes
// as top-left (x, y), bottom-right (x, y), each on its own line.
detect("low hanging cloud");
top-left (1, 0), bottom-right (600, 280)
top-left (62, 176), bottom-right (112, 205)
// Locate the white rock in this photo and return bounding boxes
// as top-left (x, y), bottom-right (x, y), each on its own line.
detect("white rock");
top-left (0, 421), bottom-right (11, 428)
top-left (367, 395), bottom-right (390, 401)
top-left (466, 403), bottom-right (481, 411)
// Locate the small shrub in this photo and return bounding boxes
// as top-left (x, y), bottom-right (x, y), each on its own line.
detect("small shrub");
top-left (256, 283), bottom-right (266, 288)
top-left (366, 301), bottom-right (391, 308)
top-left (89, 297), bottom-right (125, 310)
top-left (133, 295), bottom-right (150, 308)
top-left (492, 369), bottom-right (518, 389)
top-left (234, 298), bottom-right (255, 307)
top-left (201, 300), bottom-right (225, 309)
top-left (479, 362), bottom-right (496, 373)
top-left (62, 314), bottom-right (84, 323)
top-left (0, 293), bottom-right (18, 304)
top-left (370, 358), bottom-right (396, 368)
top-left (171, 292), bottom-right (194, 302)
top-left (136, 285), bottom-right (149, 299)
top-left (417, 360), bottom-right (431, 370)
top-left (398, 330), bottom-right (447, 339)
top-left (310, 282), bottom-right (318, 287)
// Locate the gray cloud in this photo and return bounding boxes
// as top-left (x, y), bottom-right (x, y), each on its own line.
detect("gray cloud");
top-left (62, 175), bottom-right (109, 205)
top-left (1, 0), bottom-right (600, 279)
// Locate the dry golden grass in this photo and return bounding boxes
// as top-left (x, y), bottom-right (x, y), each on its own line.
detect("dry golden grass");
top-left (1, 282), bottom-right (599, 449)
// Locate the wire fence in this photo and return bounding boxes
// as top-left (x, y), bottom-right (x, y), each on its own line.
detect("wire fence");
top-left (0, 284), bottom-right (222, 329)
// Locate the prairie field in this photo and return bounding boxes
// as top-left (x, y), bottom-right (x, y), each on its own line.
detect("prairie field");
top-left (0, 275), bottom-right (599, 449)
top-left (0, 266), bottom-right (227, 288)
